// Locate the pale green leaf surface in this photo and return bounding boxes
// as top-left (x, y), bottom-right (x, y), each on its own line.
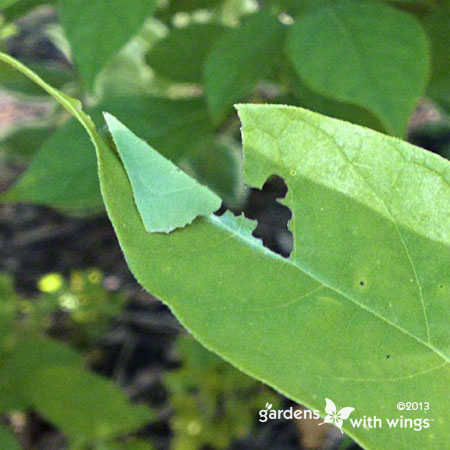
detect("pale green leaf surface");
top-left (105, 113), bottom-right (221, 233)
top-left (58, 0), bottom-right (156, 91)
top-left (96, 104), bottom-right (449, 450)
top-left (204, 11), bottom-right (285, 120)
top-left (0, 425), bottom-right (21, 450)
top-left (287, 2), bottom-right (429, 137)
top-left (146, 23), bottom-right (229, 83)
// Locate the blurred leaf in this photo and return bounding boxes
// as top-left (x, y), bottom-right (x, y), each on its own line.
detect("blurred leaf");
top-left (146, 23), bottom-right (229, 83)
top-left (287, 1), bottom-right (429, 136)
top-left (264, 0), bottom-right (327, 15)
top-left (424, 8), bottom-right (450, 108)
top-left (58, 0), bottom-right (157, 91)
top-left (166, 335), bottom-right (280, 450)
top-left (0, 125), bottom-right (55, 161)
top-left (0, 425), bottom-right (21, 450)
top-left (105, 439), bottom-right (154, 450)
top-left (1, 118), bottom-right (103, 210)
top-left (0, 59), bottom-right (73, 96)
top-left (95, 18), bottom-right (165, 98)
top-left (23, 366), bottom-right (152, 444)
top-left (0, 274), bottom-right (17, 349)
top-left (1, 0), bottom-right (56, 20)
top-left (105, 113), bottom-right (221, 233)
top-left (0, 0), bottom-right (18, 9)
top-left (204, 11), bottom-right (286, 120)
top-left (166, 0), bottom-right (223, 13)
top-left (0, 334), bottom-right (83, 412)
top-left (181, 139), bottom-right (244, 206)
top-left (284, 63), bottom-right (385, 132)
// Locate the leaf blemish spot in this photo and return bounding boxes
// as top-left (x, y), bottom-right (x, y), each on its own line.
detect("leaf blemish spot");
top-left (290, 168), bottom-right (297, 176)
top-left (359, 281), bottom-right (365, 286)
top-left (386, 355), bottom-right (390, 359)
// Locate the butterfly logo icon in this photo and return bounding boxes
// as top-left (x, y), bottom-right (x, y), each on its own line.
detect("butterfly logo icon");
top-left (319, 398), bottom-right (355, 433)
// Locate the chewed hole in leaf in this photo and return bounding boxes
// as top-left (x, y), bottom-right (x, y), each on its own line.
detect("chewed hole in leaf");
top-left (217, 175), bottom-right (293, 258)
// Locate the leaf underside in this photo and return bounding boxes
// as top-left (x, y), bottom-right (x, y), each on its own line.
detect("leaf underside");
top-left (105, 113), bottom-right (221, 233)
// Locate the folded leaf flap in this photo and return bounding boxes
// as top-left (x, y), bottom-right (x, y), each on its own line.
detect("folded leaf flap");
top-left (104, 113), bottom-right (222, 233)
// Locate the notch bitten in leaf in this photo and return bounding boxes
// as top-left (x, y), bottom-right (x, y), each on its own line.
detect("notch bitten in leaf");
top-left (104, 113), bottom-right (222, 233)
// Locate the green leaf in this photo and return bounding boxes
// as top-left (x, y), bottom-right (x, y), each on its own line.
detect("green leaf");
top-left (105, 113), bottom-right (221, 233)
top-left (284, 62), bottom-right (385, 132)
top-left (0, 334), bottom-right (84, 412)
top-left (23, 366), bottom-right (152, 444)
top-left (146, 23), bottom-right (229, 83)
top-left (165, 0), bottom-right (222, 13)
top-left (98, 98), bottom-right (243, 204)
top-left (96, 104), bottom-right (449, 450)
top-left (58, 0), bottom-right (157, 91)
top-left (424, 8), bottom-right (450, 108)
top-left (99, 96), bottom-right (213, 162)
top-left (1, 0), bottom-right (56, 20)
top-left (2, 49), bottom-right (447, 450)
top-left (0, 0), bottom-right (18, 9)
top-left (0, 425), bottom-right (21, 450)
top-left (204, 11), bottom-right (286, 120)
top-left (264, 0), bottom-right (328, 15)
top-left (0, 275), bottom-right (16, 352)
top-left (1, 118), bottom-right (102, 210)
top-left (287, 1), bottom-right (430, 137)
top-left (105, 438), bottom-right (154, 450)
top-left (0, 125), bottom-right (55, 161)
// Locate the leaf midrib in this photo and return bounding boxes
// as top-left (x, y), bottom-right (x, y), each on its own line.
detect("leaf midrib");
top-left (208, 214), bottom-right (449, 364)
